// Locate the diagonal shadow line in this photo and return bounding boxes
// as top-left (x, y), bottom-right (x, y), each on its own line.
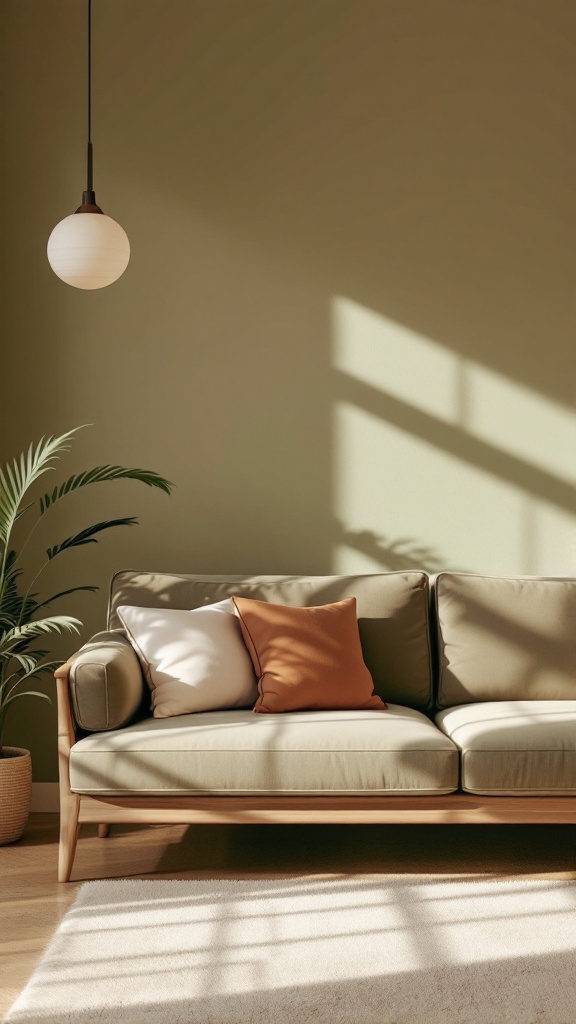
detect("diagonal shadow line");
top-left (332, 519), bottom-right (451, 572)
top-left (334, 370), bottom-right (576, 515)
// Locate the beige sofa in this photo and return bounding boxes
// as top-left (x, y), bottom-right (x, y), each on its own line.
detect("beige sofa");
top-left (56, 570), bottom-right (576, 881)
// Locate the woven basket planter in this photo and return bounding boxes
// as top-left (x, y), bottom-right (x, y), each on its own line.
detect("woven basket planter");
top-left (0, 747), bottom-right (32, 845)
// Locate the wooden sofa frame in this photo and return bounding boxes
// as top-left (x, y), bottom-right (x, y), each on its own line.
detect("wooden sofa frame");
top-left (56, 676), bottom-right (576, 883)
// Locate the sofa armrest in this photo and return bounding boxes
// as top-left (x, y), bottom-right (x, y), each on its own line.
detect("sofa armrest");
top-left (55, 631), bottom-right (147, 732)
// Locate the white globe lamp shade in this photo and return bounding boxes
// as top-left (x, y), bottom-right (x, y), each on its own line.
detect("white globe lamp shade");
top-left (47, 212), bottom-right (130, 290)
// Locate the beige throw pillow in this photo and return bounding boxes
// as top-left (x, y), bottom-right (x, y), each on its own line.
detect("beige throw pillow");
top-left (117, 599), bottom-right (258, 718)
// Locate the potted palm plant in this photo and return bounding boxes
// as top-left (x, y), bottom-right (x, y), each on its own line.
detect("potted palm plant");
top-left (0, 427), bottom-right (172, 843)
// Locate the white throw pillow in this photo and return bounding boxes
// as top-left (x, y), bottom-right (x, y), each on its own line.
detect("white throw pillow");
top-left (116, 599), bottom-right (258, 718)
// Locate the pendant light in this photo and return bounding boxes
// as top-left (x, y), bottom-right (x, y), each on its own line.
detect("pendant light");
top-left (47, 0), bottom-right (130, 290)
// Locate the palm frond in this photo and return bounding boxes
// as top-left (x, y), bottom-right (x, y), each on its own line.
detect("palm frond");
top-left (0, 615), bottom-right (81, 657)
top-left (46, 518), bottom-right (138, 561)
top-left (39, 466), bottom-right (172, 514)
top-left (1, 660), bottom-right (62, 699)
top-left (0, 424), bottom-right (172, 749)
top-left (15, 501), bottom-right (35, 521)
top-left (0, 550), bottom-right (38, 627)
top-left (7, 652), bottom-right (41, 674)
top-left (7, 649), bottom-right (50, 668)
top-left (4, 689), bottom-right (51, 705)
top-left (0, 428), bottom-right (85, 550)
top-left (34, 586), bottom-right (99, 611)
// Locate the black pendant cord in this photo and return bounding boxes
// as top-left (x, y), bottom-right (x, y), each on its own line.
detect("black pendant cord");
top-left (79, 0), bottom-right (100, 209)
top-left (87, 0), bottom-right (93, 192)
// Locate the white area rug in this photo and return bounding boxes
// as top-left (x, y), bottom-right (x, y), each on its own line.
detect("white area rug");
top-left (5, 877), bottom-right (576, 1024)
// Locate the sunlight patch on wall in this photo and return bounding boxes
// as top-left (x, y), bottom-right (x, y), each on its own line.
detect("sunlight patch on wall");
top-left (332, 298), bottom-right (576, 575)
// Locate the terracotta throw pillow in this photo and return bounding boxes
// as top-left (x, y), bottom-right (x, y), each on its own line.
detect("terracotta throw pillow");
top-left (232, 595), bottom-right (387, 713)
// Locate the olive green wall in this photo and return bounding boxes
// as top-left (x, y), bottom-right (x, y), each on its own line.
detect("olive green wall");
top-left (1, 0), bottom-right (575, 781)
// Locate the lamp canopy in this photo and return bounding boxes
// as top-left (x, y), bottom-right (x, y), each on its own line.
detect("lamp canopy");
top-left (47, 0), bottom-right (130, 289)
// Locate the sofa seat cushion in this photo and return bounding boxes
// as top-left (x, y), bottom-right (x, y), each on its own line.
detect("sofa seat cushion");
top-left (69, 704), bottom-right (459, 795)
top-left (436, 702), bottom-right (576, 795)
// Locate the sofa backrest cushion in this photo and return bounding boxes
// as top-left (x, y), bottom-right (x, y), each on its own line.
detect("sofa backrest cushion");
top-left (434, 572), bottom-right (576, 707)
top-left (108, 571), bottom-right (434, 710)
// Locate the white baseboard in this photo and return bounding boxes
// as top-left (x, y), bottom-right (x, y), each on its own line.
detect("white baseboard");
top-left (31, 782), bottom-right (60, 812)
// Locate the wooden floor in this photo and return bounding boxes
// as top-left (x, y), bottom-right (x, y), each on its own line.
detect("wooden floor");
top-left (1, 815), bottom-right (576, 1017)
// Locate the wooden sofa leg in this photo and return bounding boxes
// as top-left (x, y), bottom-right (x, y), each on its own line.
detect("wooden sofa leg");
top-left (59, 790), bottom-right (80, 882)
top-left (55, 672), bottom-right (80, 882)
top-left (98, 824), bottom-right (111, 838)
